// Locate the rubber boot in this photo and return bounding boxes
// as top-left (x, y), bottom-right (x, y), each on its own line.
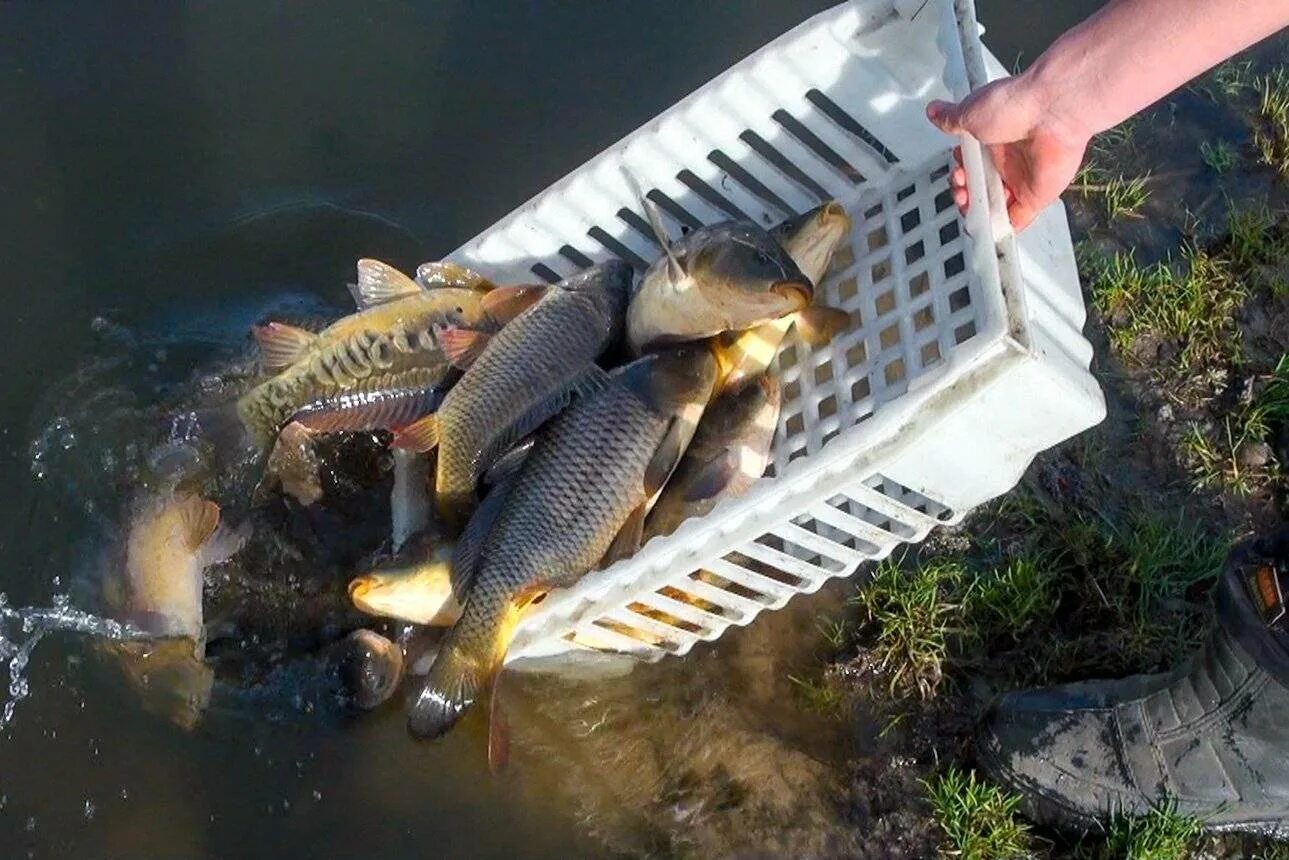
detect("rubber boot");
top-left (976, 529), bottom-right (1289, 836)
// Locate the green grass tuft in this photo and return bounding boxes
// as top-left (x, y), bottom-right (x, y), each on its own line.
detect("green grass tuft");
top-left (852, 558), bottom-right (961, 700)
top-left (1087, 248), bottom-right (1246, 380)
top-left (1099, 803), bottom-right (1203, 860)
top-left (1253, 68), bottom-right (1289, 181)
top-left (787, 672), bottom-right (845, 718)
top-left (925, 767), bottom-right (1032, 860)
top-left (1183, 355), bottom-right (1289, 494)
top-left (1199, 139), bottom-right (1236, 173)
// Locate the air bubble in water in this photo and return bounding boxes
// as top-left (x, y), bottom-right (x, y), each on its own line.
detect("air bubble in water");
top-left (83, 799), bottom-right (95, 821)
top-left (24, 816), bottom-right (35, 832)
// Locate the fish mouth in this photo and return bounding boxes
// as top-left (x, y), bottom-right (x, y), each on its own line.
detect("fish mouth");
top-left (349, 576), bottom-right (379, 608)
top-left (771, 279), bottom-right (814, 309)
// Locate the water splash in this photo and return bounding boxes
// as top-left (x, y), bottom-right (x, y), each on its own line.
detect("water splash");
top-left (0, 594), bottom-right (153, 731)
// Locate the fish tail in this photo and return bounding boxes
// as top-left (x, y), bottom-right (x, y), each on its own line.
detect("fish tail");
top-left (407, 642), bottom-right (486, 739)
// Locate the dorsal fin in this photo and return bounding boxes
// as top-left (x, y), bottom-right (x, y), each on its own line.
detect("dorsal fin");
top-left (621, 167), bottom-right (684, 281)
top-left (353, 259), bottom-right (421, 308)
top-left (415, 261), bottom-right (497, 292)
top-left (253, 322), bottom-right (318, 370)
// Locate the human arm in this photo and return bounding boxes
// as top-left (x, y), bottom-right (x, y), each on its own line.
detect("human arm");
top-left (927, 0), bottom-right (1289, 230)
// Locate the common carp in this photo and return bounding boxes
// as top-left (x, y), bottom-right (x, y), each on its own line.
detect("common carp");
top-left (100, 490), bottom-right (248, 729)
top-left (407, 345), bottom-right (719, 742)
top-left (711, 202), bottom-right (854, 392)
top-left (644, 374), bottom-right (781, 540)
top-left (393, 260), bottom-right (632, 527)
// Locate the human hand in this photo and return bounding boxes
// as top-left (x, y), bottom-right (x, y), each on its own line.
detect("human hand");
top-left (926, 75), bottom-right (1090, 231)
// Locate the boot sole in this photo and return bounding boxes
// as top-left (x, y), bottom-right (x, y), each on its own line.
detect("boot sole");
top-left (975, 729), bottom-right (1289, 840)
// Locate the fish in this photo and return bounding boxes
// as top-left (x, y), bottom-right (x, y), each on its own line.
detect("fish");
top-left (330, 628), bottom-right (406, 711)
top-left (225, 259), bottom-right (542, 462)
top-left (711, 202), bottom-right (854, 392)
top-left (100, 490), bottom-right (248, 729)
top-left (625, 199), bottom-right (815, 355)
top-left (407, 345), bottom-right (719, 742)
top-left (393, 260), bottom-right (632, 527)
top-left (771, 201), bottom-right (853, 286)
top-left (349, 529), bottom-right (461, 627)
top-left (644, 374), bottom-right (782, 541)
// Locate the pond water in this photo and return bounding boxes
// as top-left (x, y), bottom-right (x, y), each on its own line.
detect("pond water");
top-left (0, 2), bottom-right (1102, 857)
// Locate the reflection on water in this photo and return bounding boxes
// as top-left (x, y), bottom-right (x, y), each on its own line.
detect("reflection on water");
top-left (0, 2), bottom-right (1106, 857)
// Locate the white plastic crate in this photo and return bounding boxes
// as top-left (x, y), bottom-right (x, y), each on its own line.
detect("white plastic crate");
top-left (430, 0), bottom-right (1105, 665)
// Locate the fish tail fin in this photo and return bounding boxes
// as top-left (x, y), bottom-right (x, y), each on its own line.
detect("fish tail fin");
top-left (407, 644), bottom-right (486, 739)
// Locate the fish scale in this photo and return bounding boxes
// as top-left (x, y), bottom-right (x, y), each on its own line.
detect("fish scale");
top-left (431, 261), bottom-right (630, 524)
top-left (408, 346), bottom-right (718, 740)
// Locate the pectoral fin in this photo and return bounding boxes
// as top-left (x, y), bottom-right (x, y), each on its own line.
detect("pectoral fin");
top-left (177, 495), bottom-right (221, 552)
top-left (353, 259), bottom-right (421, 308)
top-left (391, 414), bottom-right (439, 453)
top-left (451, 475), bottom-right (516, 598)
top-left (793, 306), bottom-right (852, 347)
top-left (415, 261), bottom-right (496, 292)
top-left (439, 327), bottom-right (493, 370)
top-left (599, 503), bottom-right (647, 569)
top-left (487, 674), bottom-right (510, 774)
top-left (644, 416), bottom-right (690, 499)
top-left (683, 451), bottom-right (741, 503)
top-left (252, 322), bottom-right (318, 371)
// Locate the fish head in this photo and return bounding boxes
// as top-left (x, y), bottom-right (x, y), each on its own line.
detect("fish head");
top-left (560, 258), bottom-right (634, 330)
top-left (684, 222), bottom-right (814, 323)
top-left (333, 629), bottom-right (406, 711)
top-left (717, 374), bottom-right (783, 436)
top-left (772, 202), bottom-right (852, 285)
top-left (348, 539), bottom-right (460, 627)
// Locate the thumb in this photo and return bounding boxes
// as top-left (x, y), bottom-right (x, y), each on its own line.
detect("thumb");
top-left (926, 99), bottom-right (965, 135)
top-left (1007, 196), bottom-right (1039, 232)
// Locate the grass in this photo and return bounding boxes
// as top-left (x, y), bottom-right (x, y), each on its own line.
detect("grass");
top-left (925, 767), bottom-right (1032, 860)
top-left (1212, 59), bottom-right (1254, 99)
top-left (1093, 804), bottom-right (1203, 860)
top-left (1183, 355), bottom-right (1288, 494)
top-left (851, 558), bottom-right (961, 700)
top-left (787, 671), bottom-right (845, 718)
top-left (1087, 247), bottom-right (1246, 381)
top-left (1200, 139), bottom-right (1236, 173)
top-left (1071, 164), bottom-right (1152, 220)
top-left (1253, 68), bottom-right (1289, 181)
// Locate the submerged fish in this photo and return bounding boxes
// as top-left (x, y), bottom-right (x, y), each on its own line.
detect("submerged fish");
top-left (394, 260), bottom-right (632, 527)
top-left (645, 374), bottom-right (781, 541)
top-left (226, 259), bottom-right (541, 461)
top-left (712, 202), bottom-right (854, 392)
top-left (626, 204), bottom-right (814, 355)
top-left (329, 628), bottom-right (406, 711)
top-left (100, 490), bottom-right (248, 728)
top-left (407, 345), bottom-right (719, 741)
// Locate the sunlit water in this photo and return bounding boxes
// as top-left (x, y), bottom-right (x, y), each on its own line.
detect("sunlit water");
top-left (0, 2), bottom-right (1104, 857)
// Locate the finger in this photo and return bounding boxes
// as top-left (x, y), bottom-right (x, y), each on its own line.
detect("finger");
top-left (951, 166), bottom-right (967, 189)
top-left (953, 187), bottom-right (969, 214)
top-left (1008, 198), bottom-right (1038, 232)
top-left (953, 146), bottom-right (963, 168)
top-left (926, 100), bottom-right (963, 135)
